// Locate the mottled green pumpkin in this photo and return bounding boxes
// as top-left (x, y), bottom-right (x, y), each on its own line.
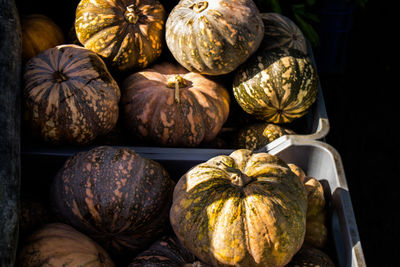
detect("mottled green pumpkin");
top-left (23, 44), bottom-right (120, 144)
top-left (75, 0), bottom-right (166, 71)
top-left (50, 146), bottom-right (175, 257)
top-left (170, 149), bottom-right (307, 267)
top-left (261, 13), bottom-right (307, 54)
top-left (235, 122), bottom-right (295, 150)
top-left (18, 223), bottom-right (115, 267)
top-left (165, 0), bottom-right (264, 75)
top-left (121, 62), bottom-right (230, 147)
top-left (233, 47), bottom-right (318, 123)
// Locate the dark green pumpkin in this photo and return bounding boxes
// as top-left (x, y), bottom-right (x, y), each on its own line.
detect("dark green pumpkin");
top-left (233, 47), bottom-right (318, 123)
top-left (165, 0), bottom-right (264, 75)
top-left (50, 146), bottom-right (175, 257)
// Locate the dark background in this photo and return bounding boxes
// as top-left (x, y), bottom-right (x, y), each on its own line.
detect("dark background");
top-left (317, 1), bottom-right (398, 266)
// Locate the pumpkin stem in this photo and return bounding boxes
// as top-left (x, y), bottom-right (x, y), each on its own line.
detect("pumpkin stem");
top-left (124, 4), bottom-right (139, 24)
top-left (189, 1), bottom-right (208, 13)
top-left (53, 71), bottom-right (68, 83)
top-left (220, 162), bottom-right (254, 187)
top-left (166, 75), bottom-right (187, 103)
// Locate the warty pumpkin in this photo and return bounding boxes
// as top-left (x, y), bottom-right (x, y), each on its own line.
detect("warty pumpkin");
top-left (233, 47), bottom-right (318, 123)
top-left (170, 149), bottom-right (307, 267)
top-left (75, 0), bottom-right (166, 71)
top-left (21, 14), bottom-right (65, 63)
top-left (17, 223), bottom-right (115, 267)
top-left (121, 62), bottom-right (230, 147)
top-left (165, 0), bottom-right (264, 75)
top-left (23, 44), bottom-right (120, 145)
top-left (50, 146), bottom-right (175, 258)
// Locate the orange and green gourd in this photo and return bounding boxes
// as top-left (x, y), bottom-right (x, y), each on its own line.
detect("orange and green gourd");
top-left (75, 0), bottom-right (166, 71)
top-left (170, 149), bottom-right (307, 267)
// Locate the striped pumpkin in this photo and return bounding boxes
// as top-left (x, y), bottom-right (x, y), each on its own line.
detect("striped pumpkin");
top-left (165, 0), bottom-right (264, 75)
top-left (50, 146), bottom-right (175, 257)
top-left (232, 47), bottom-right (318, 123)
top-left (261, 12), bottom-right (308, 55)
top-left (170, 149), bottom-right (307, 267)
top-left (18, 223), bottom-right (115, 267)
top-left (121, 62), bottom-right (230, 147)
top-left (23, 44), bottom-right (120, 144)
top-left (75, 0), bottom-right (166, 71)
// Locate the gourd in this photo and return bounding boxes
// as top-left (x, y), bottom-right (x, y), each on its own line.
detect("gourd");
top-left (121, 62), bottom-right (230, 147)
top-left (23, 44), bottom-right (120, 145)
top-left (286, 246), bottom-right (335, 267)
top-left (50, 146), bottom-right (175, 257)
top-left (165, 0), bottom-right (264, 75)
top-left (233, 47), bottom-right (318, 123)
top-left (21, 14), bottom-right (65, 63)
top-left (170, 149), bottom-right (307, 267)
top-left (75, 0), bottom-right (166, 71)
top-left (17, 223), bottom-right (115, 267)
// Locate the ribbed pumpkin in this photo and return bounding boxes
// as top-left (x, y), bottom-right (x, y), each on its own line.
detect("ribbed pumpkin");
top-left (165, 0), bottom-right (264, 75)
top-left (75, 0), bottom-right (166, 71)
top-left (129, 235), bottom-right (209, 267)
top-left (261, 13), bottom-right (307, 55)
top-left (23, 44), bottom-right (120, 145)
top-left (235, 122), bottom-right (295, 150)
top-left (50, 146), bottom-right (175, 257)
top-left (233, 47), bottom-right (318, 123)
top-left (170, 149), bottom-right (307, 267)
top-left (121, 62), bottom-right (230, 147)
top-left (18, 223), bottom-right (115, 267)
top-left (21, 14), bottom-right (65, 63)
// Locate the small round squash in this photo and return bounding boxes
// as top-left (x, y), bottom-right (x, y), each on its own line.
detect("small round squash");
top-left (286, 246), bottom-right (335, 267)
top-left (23, 44), bottom-right (120, 145)
top-left (170, 149), bottom-right (307, 267)
top-left (17, 223), bottom-right (115, 267)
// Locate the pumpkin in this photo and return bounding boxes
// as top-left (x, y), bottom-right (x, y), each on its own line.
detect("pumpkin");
top-left (17, 223), bottom-right (115, 267)
top-left (19, 198), bottom-right (52, 240)
top-left (286, 246), bottom-right (335, 267)
top-left (235, 122), bottom-right (295, 150)
top-left (165, 0), bottom-right (264, 75)
top-left (75, 0), bottom-right (166, 71)
top-left (260, 13), bottom-right (308, 55)
top-left (232, 47), bottom-right (318, 123)
top-left (170, 149), bottom-right (307, 267)
top-left (23, 44), bottom-right (120, 145)
top-left (129, 235), bottom-right (209, 267)
top-left (289, 164), bottom-right (328, 248)
top-left (21, 14), bottom-right (65, 63)
top-left (50, 146), bottom-right (175, 258)
top-left (121, 62), bottom-right (230, 147)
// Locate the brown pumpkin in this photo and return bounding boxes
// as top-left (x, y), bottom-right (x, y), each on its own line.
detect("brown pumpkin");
top-left (50, 146), bottom-right (175, 257)
top-left (17, 223), bottom-right (115, 267)
top-left (75, 0), bottom-right (166, 71)
top-left (21, 14), bottom-right (65, 63)
top-left (23, 44), bottom-right (120, 145)
top-left (121, 62), bottom-right (230, 147)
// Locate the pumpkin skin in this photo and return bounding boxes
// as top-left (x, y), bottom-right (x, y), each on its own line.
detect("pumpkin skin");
top-left (17, 223), bottom-right (115, 267)
top-left (23, 44), bottom-right (120, 145)
top-left (165, 0), bottom-right (264, 75)
top-left (235, 122), bottom-right (295, 150)
top-left (21, 14), bottom-right (65, 63)
top-left (260, 13), bottom-right (307, 55)
top-left (75, 0), bottom-right (166, 71)
top-left (170, 149), bottom-right (307, 267)
top-left (233, 47), bottom-right (318, 123)
top-left (121, 62), bottom-right (230, 147)
top-left (129, 235), bottom-right (210, 267)
top-left (50, 146), bottom-right (175, 257)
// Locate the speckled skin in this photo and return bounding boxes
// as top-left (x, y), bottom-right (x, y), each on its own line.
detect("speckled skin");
top-left (121, 62), bottom-right (230, 147)
top-left (17, 223), bottom-right (115, 267)
top-left (23, 44), bottom-right (121, 145)
top-left (165, 0), bottom-right (264, 75)
top-left (170, 149), bottom-right (307, 267)
top-left (233, 47), bottom-right (318, 124)
top-left (50, 146), bottom-right (176, 256)
top-left (75, 0), bottom-right (166, 71)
